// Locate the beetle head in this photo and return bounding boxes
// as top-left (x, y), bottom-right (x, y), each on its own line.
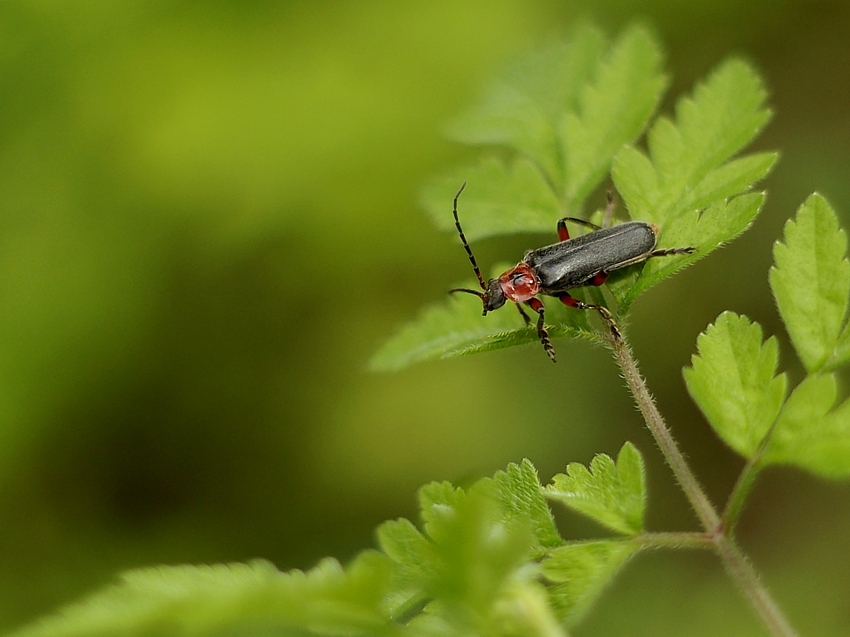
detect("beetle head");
top-left (450, 278), bottom-right (506, 315)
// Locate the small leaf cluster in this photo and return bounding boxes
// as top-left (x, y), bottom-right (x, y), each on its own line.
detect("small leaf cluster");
top-left (686, 194), bottom-right (850, 481)
top-left (378, 450), bottom-right (647, 633)
top-left (372, 25), bottom-right (776, 370)
top-left (11, 450), bottom-right (651, 637)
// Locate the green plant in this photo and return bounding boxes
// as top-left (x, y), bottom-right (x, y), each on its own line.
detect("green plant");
top-left (10, 24), bottom-right (850, 637)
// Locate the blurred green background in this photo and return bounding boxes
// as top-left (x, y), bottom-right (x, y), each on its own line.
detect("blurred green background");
top-left (1, 0), bottom-right (848, 634)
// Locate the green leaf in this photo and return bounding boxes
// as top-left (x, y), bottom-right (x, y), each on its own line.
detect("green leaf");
top-left (764, 374), bottom-right (850, 478)
top-left (769, 193), bottom-right (850, 373)
top-left (421, 156), bottom-right (561, 241)
top-left (377, 518), bottom-right (436, 582)
top-left (379, 480), bottom-right (545, 634)
top-left (832, 327), bottom-right (850, 369)
top-left (610, 59), bottom-right (774, 312)
top-left (420, 482), bottom-right (539, 626)
top-left (541, 540), bottom-right (637, 626)
top-left (9, 557), bottom-right (397, 637)
top-left (489, 580), bottom-right (569, 637)
top-left (615, 58), bottom-right (772, 227)
top-left (417, 480), bottom-right (467, 543)
top-left (369, 285), bottom-right (598, 372)
top-left (561, 24), bottom-right (666, 210)
top-left (446, 24), bottom-right (607, 188)
top-left (487, 459), bottom-right (563, 552)
top-left (378, 470), bottom-right (568, 635)
top-left (544, 442), bottom-right (646, 535)
top-left (684, 312), bottom-right (787, 458)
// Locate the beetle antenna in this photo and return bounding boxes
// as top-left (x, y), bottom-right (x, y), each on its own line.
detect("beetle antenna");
top-left (448, 286), bottom-right (488, 315)
top-left (448, 287), bottom-right (486, 300)
top-left (452, 182), bottom-right (487, 292)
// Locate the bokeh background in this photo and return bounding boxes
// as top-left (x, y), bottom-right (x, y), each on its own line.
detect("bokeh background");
top-left (1, 1), bottom-right (848, 634)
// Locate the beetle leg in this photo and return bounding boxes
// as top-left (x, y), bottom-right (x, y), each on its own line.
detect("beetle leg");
top-left (516, 302), bottom-right (532, 326)
top-left (589, 271), bottom-right (609, 287)
top-left (649, 246), bottom-right (697, 258)
top-left (525, 298), bottom-right (556, 362)
top-left (562, 190), bottom-right (616, 237)
top-left (557, 217), bottom-right (602, 242)
top-left (555, 292), bottom-right (621, 340)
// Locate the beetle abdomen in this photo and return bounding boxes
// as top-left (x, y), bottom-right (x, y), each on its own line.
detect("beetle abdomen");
top-left (524, 221), bottom-right (657, 291)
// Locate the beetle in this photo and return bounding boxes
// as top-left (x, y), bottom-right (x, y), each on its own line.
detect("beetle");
top-left (449, 182), bottom-right (696, 362)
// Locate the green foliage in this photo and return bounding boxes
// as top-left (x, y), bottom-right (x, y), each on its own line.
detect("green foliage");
top-left (490, 460), bottom-right (564, 552)
top-left (609, 59), bottom-right (775, 312)
top-left (558, 25), bottom-right (667, 210)
top-left (421, 157), bottom-right (563, 240)
top-left (541, 541), bottom-right (637, 626)
top-left (613, 59), bottom-right (773, 227)
top-left (368, 281), bottom-right (595, 371)
top-left (374, 25), bottom-right (774, 371)
top-left (770, 193), bottom-right (850, 372)
top-left (444, 24), bottom-right (611, 205)
top-left (683, 312), bottom-right (787, 458)
top-left (764, 374), bottom-right (850, 477)
top-left (378, 458), bottom-right (653, 631)
top-left (686, 194), bottom-right (850, 479)
top-left (14, 456), bottom-right (656, 636)
top-left (9, 557), bottom-right (399, 637)
top-left (375, 462), bottom-right (630, 632)
top-left (544, 442), bottom-right (646, 536)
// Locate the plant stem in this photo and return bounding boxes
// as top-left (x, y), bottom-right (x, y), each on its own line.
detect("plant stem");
top-left (632, 531), bottom-right (714, 550)
top-left (609, 336), bottom-right (719, 531)
top-left (714, 534), bottom-right (798, 637)
top-left (609, 334), bottom-right (798, 637)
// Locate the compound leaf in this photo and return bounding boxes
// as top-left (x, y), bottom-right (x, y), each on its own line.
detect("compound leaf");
top-left (684, 312), bottom-right (787, 458)
top-left (770, 193), bottom-right (850, 373)
top-left (541, 540), bottom-right (637, 626)
top-left (544, 442), bottom-right (646, 535)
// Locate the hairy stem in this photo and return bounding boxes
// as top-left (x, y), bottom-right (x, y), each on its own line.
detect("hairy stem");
top-left (610, 334), bottom-right (798, 637)
top-left (714, 534), bottom-right (798, 637)
top-left (609, 336), bottom-right (719, 530)
top-left (632, 531), bottom-right (714, 550)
